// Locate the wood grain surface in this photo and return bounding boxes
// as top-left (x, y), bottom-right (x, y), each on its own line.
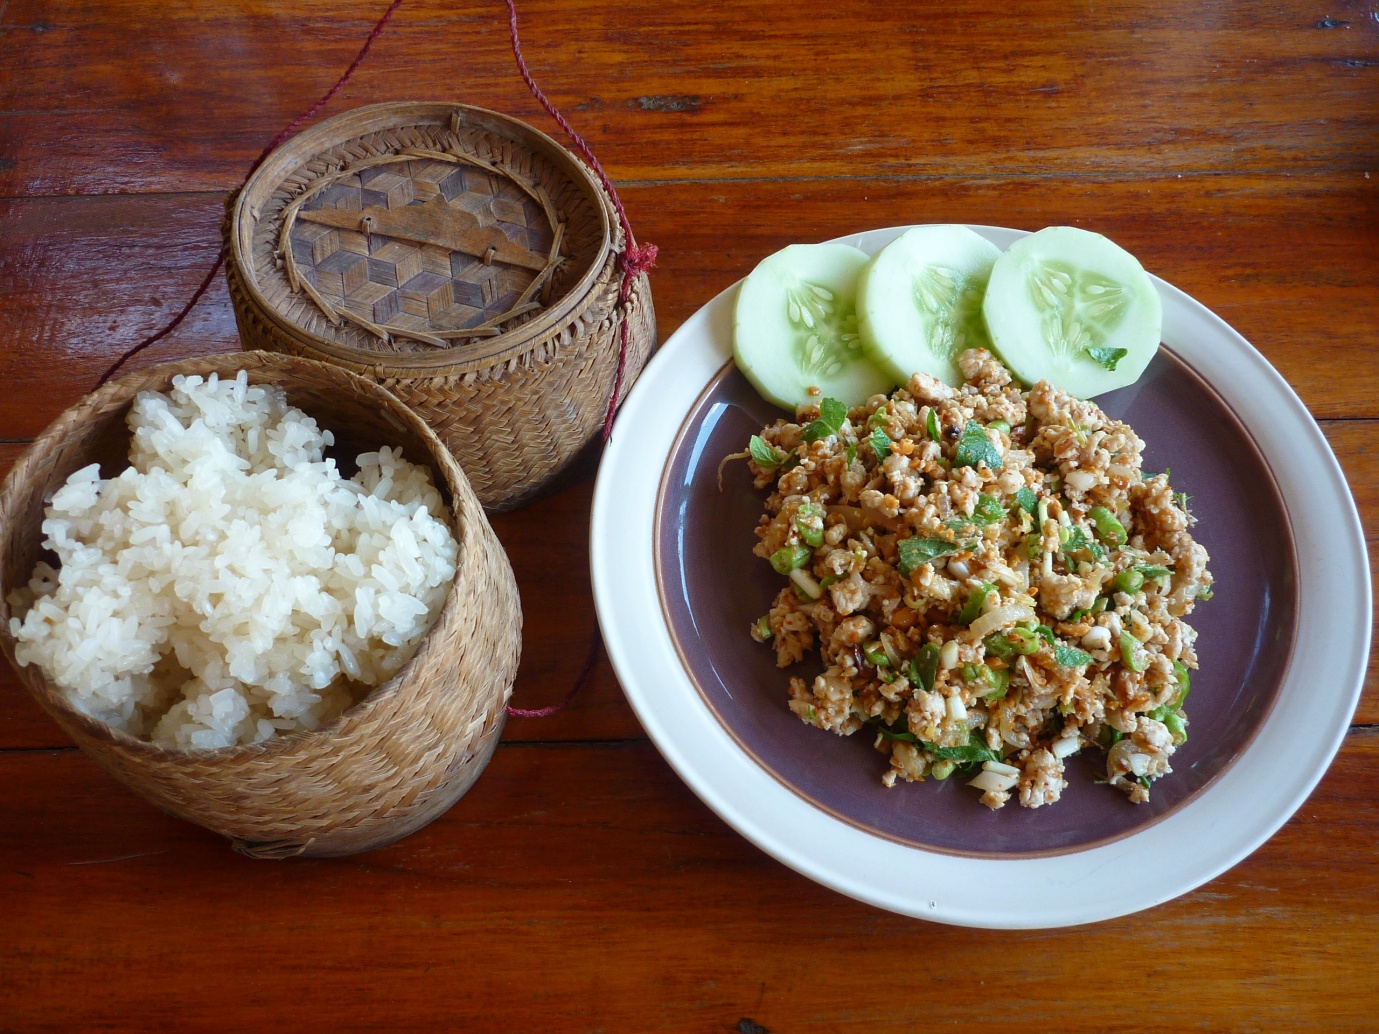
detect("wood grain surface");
top-left (2, 0), bottom-right (1376, 1030)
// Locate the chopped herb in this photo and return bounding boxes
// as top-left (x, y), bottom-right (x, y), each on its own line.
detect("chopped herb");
top-left (896, 536), bottom-right (962, 576)
top-left (925, 733), bottom-right (1002, 778)
top-left (769, 543), bottom-right (812, 575)
top-left (1197, 587), bottom-right (1214, 601)
top-left (845, 441), bottom-right (857, 466)
top-left (873, 716), bottom-right (918, 744)
top-left (755, 615), bottom-right (773, 639)
top-left (983, 665), bottom-right (1011, 700)
top-left (1171, 660), bottom-right (1191, 709)
top-left (1085, 345), bottom-right (1129, 371)
top-left (867, 405), bottom-right (890, 430)
top-left (748, 434), bottom-right (783, 469)
top-left (801, 397), bottom-right (848, 442)
top-left (1097, 725), bottom-right (1124, 749)
top-left (909, 643), bottom-right (940, 691)
top-left (1120, 630), bottom-right (1146, 672)
top-left (1064, 525), bottom-right (1106, 561)
top-left (1135, 564), bottom-right (1172, 579)
top-left (926, 408), bottom-right (941, 442)
top-left (1054, 643), bottom-right (1095, 668)
top-left (1033, 624), bottom-right (1057, 645)
top-left (983, 632), bottom-right (1015, 660)
top-left (1089, 505), bottom-right (1128, 547)
top-left (1112, 568), bottom-right (1145, 595)
top-left (953, 420), bottom-right (1002, 471)
top-left (971, 493), bottom-right (1007, 526)
top-left (863, 641), bottom-right (891, 667)
top-left (956, 582), bottom-right (997, 625)
top-left (1134, 774), bottom-right (1152, 790)
top-left (1015, 486), bottom-right (1038, 516)
top-left (1008, 627), bottom-right (1042, 655)
top-left (870, 427), bottom-right (893, 459)
top-left (794, 502), bottom-right (825, 547)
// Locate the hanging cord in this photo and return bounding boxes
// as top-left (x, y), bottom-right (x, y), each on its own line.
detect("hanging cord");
top-left (504, 0), bottom-right (658, 440)
top-left (95, 0), bottom-right (406, 388)
top-left (93, 0), bottom-right (635, 721)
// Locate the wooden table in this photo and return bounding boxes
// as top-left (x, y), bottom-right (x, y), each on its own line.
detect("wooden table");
top-left (3, 1), bottom-right (1376, 1028)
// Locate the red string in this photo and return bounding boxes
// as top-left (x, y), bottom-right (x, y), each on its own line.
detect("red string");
top-left (95, 0), bottom-right (406, 388)
top-left (93, 0), bottom-right (634, 721)
top-left (504, 0), bottom-right (657, 440)
top-left (505, 630), bottom-right (603, 718)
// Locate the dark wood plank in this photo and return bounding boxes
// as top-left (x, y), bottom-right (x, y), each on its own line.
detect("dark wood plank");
top-left (1, 730), bottom-right (1375, 1030)
top-left (1, 172), bottom-right (1377, 441)
top-left (3, 422), bottom-right (1375, 753)
top-left (1, 0), bottom-right (1376, 198)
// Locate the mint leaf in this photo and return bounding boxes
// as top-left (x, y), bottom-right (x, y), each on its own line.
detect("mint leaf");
top-left (748, 434), bottom-right (782, 469)
top-left (971, 493), bottom-right (1006, 526)
top-left (870, 427), bottom-right (893, 459)
top-left (802, 397), bottom-right (848, 442)
top-left (926, 408), bottom-right (942, 442)
top-left (1054, 643), bottom-right (1095, 668)
top-left (953, 421), bottom-right (1002, 471)
top-left (896, 536), bottom-right (962, 577)
top-left (1085, 345), bottom-right (1129, 371)
top-left (873, 717), bottom-right (918, 744)
top-left (1015, 486), bottom-right (1038, 516)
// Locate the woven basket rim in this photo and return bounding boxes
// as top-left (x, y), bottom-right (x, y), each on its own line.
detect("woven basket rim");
top-left (228, 101), bottom-right (616, 374)
top-left (0, 350), bottom-right (479, 762)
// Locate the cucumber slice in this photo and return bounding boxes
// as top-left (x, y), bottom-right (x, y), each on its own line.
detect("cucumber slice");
top-left (733, 242), bottom-right (895, 410)
top-left (856, 225), bottom-right (1002, 385)
top-left (982, 226), bottom-right (1162, 398)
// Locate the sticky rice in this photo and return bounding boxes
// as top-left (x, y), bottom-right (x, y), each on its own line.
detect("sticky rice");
top-left (6, 370), bottom-right (459, 750)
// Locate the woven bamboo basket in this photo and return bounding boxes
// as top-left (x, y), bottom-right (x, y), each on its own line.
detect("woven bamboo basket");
top-left (225, 102), bottom-right (656, 512)
top-left (0, 351), bottom-right (521, 858)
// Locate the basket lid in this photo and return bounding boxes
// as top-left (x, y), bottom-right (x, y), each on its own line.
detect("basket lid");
top-left (230, 103), bottom-right (616, 372)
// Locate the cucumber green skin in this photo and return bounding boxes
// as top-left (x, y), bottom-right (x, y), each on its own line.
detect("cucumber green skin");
top-left (982, 226), bottom-right (1162, 399)
top-left (732, 242), bottom-right (896, 411)
top-left (856, 225), bottom-right (1002, 386)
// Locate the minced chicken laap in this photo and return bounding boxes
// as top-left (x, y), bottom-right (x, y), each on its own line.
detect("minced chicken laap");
top-left (743, 348), bottom-right (1213, 809)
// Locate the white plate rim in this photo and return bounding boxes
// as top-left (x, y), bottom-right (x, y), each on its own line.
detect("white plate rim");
top-left (590, 224), bottom-right (1370, 929)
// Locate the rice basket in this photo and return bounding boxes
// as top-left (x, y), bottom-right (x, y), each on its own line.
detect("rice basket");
top-left (225, 101), bottom-right (657, 512)
top-left (0, 351), bottom-right (521, 858)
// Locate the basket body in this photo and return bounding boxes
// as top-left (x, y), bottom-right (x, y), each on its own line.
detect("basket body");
top-left (225, 101), bottom-right (657, 512)
top-left (0, 352), bottom-right (521, 857)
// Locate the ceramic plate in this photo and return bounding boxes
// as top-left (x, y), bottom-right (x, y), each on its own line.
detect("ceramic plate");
top-left (590, 225), bottom-right (1369, 928)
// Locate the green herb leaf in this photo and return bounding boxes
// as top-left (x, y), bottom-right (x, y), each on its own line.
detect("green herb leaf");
top-left (909, 643), bottom-right (940, 692)
top-left (801, 397), bottom-right (848, 442)
top-left (748, 434), bottom-right (782, 469)
top-left (956, 583), bottom-right (996, 625)
top-left (953, 420), bottom-right (1002, 471)
top-left (873, 717), bottom-right (918, 744)
top-left (1054, 643), bottom-right (1095, 668)
top-left (971, 493), bottom-right (1006, 526)
top-left (845, 442), bottom-right (857, 466)
top-left (1135, 564), bottom-right (1172, 579)
top-left (896, 536), bottom-right (962, 577)
top-left (870, 427), bottom-right (893, 459)
top-left (1085, 345), bottom-right (1129, 371)
top-left (926, 408), bottom-right (941, 442)
top-left (1064, 525), bottom-right (1106, 561)
top-left (924, 733), bottom-right (1002, 778)
top-left (1015, 486), bottom-right (1038, 516)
